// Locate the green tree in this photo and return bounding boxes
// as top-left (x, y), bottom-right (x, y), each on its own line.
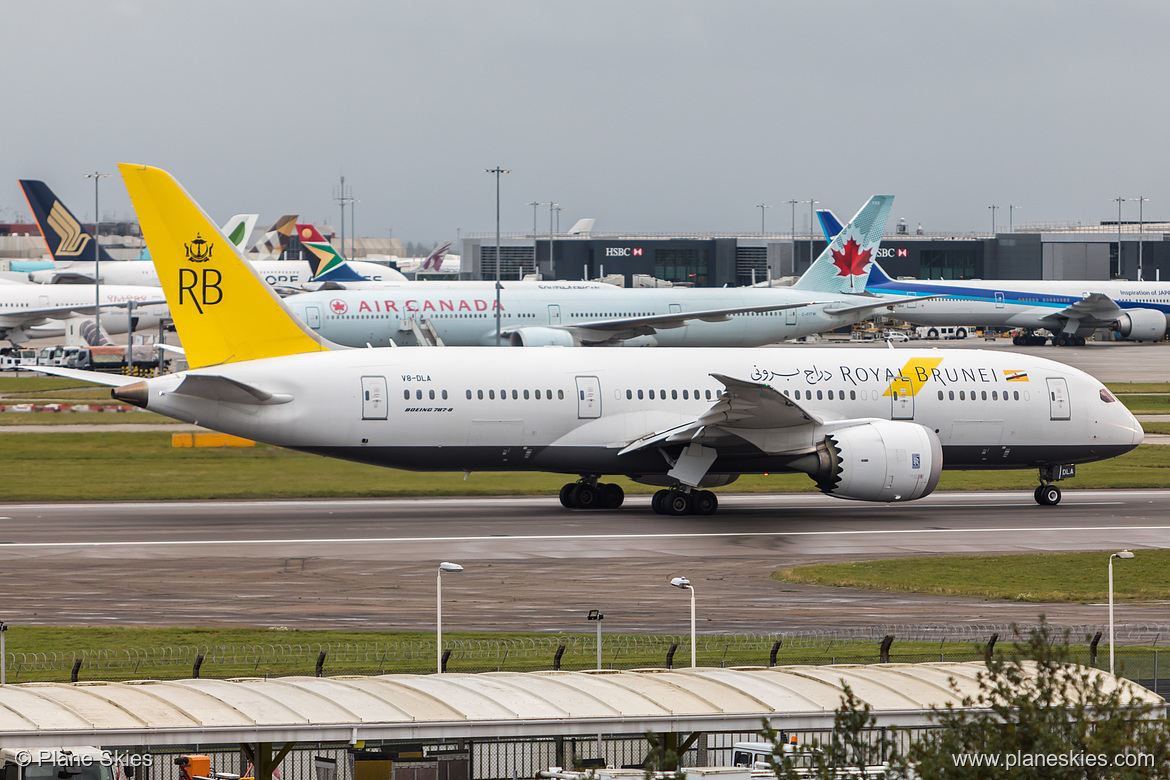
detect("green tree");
top-left (911, 619), bottom-right (1170, 779)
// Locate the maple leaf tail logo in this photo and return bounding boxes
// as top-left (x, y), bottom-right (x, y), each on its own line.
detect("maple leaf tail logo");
top-left (831, 236), bottom-right (873, 277)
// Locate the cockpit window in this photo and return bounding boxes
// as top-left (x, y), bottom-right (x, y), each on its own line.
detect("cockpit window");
top-left (1100, 389), bottom-right (1117, 403)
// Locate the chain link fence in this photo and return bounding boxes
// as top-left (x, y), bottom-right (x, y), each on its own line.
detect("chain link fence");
top-left (4, 623), bottom-right (1168, 692)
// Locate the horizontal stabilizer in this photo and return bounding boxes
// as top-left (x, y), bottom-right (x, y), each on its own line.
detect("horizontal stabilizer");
top-left (172, 374), bottom-right (291, 405)
top-left (26, 365), bottom-right (143, 387)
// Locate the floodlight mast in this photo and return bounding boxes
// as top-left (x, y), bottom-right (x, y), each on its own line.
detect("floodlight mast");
top-left (437, 562), bottom-right (464, 673)
top-left (670, 577), bottom-right (695, 667)
top-left (1109, 550), bottom-right (1134, 676)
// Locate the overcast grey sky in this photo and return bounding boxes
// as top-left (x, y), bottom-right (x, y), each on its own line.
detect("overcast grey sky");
top-left (3, 1), bottom-right (1168, 245)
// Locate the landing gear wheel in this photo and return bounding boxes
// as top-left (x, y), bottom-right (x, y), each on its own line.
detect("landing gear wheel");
top-left (559, 483), bottom-right (575, 509)
top-left (1035, 484), bottom-right (1061, 506)
top-left (1013, 335), bottom-right (1024, 346)
top-left (692, 490), bottom-right (718, 516)
top-left (571, 483), bottom-right (598, 509)
top-left (665, 490), bottom-right (692, 516)
top-left (599, 482), bottom-right (625, 509)
top-left (652, 489), bottom-right (670, 514)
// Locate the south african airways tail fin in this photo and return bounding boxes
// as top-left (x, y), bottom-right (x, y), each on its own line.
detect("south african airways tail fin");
top-left (119, 164), bottom-right (331, 369)
top-left (19, 179), bottom-right (118, 264)
top-left (295, 223), bottom-right (371, 282)
top-left (791, 195), bottom-right (893, 294)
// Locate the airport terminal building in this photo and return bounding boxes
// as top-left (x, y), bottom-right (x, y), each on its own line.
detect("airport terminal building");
top-left (462, 221), bottom-right (1170, 287)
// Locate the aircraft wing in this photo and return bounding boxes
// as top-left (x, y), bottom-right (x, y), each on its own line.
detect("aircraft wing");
top-left (517, 301), bottom-right (827, 346)
top-left (12, 298), bottom-right (168, 320)
top-left (825, 293), bottom-right (947, 316)
top-left (1042, 292), bottom-right (1124, 325)
top-left (618, 373), bottom-right (821, 455)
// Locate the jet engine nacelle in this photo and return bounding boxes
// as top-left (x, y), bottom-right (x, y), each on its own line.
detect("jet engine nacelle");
top-left (1114, 308), bottom-right (1168, 342)
top-left (802, 420), bottom-right (942, 502)
top-left (508, 327), bottom-right (577, 347)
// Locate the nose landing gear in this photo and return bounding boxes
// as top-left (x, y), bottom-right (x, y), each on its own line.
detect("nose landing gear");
top-left (1034, 464), bottom-right (1074, 505)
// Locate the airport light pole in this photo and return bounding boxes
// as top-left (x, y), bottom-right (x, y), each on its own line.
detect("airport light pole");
top-left (1109, 550), bottom-right (1134, 676)
top-left (587, 609), bottom-right (604, 669)
top-left (84, 172), bottom-right (110, 336)
top-left (670, 577), bottom-right (696, 668)
top-left (757, 203), bottom-right (771, 237)
top-left (800, 200), bottom-right (818, 269)
top-left (1112, 196), bottom-right (1125, 278)
top-left (548, 202), bottom-right (558, 280)
top-left (1130, 197), bottom-right (1149, 281)
top-left (335, 175), bottom-right (354, 262)
top-left (486, 167), bottom-right (510, 345)
top-left (1008, 204), bottom-right (1020, 233)
top-left (988, 204), bottom-right (999, 235)
top-left (437, 562), bottom-right (464, 673)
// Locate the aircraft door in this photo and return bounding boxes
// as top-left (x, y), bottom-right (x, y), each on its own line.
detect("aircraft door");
top-left (995, 292), bottom-right (1005, 309)
top-left (548, 304), bottom-right (561, 325)
top-left (669, 304), bottom-right (682, 314)
top-left (305, 305), bottom-right (322, 329)
top-left (361, 376), bottom-right (388, 420)
top-left (1046, 377), bottom-right (1070, 420)
top-left (786, 307), bottom-right (797, 325)
top-left (890, 376), bottom-right (914, 420)
top-left (575, 375), bottom-right (602, 419)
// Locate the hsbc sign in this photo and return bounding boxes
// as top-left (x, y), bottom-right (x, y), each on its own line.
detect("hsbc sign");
top-left (605, 247), bottom-right (645, 257)
top-left (875, 248), bottom-right (910, 258)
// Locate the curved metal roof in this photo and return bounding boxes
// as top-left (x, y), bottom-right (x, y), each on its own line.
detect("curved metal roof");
top-left (0, 663), bottom-right (1156, 747)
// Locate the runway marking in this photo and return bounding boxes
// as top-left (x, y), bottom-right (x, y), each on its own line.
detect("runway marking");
top-left (1, 523), bottom-right (1168, 549)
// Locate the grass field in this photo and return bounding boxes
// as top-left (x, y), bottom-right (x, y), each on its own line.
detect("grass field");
top-left (774, 549), bottom-right (1170, 602)
top-left (0, 430), bottom-right (1167, 501)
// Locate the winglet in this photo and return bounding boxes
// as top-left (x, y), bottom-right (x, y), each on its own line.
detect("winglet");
top-left (792, 195), bottom-right (893, 294)
top-left (119, 164), bottom-right (331, 368)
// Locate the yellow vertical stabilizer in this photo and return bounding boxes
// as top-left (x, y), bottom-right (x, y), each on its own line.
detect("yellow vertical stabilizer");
top-left (119, 163), bottom-right (330, 368)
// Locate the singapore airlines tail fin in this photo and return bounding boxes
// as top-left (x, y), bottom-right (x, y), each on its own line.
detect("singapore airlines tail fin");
top-left (19, 179), bottom-right (119, 264)
top-left (816, 209), bottom-right (845, 243)
top-left (791, 195), bottom-right (893, 294)
top-left (119, 164), bottom-right (331, 369)
top-left (295, 224), bottom-right (371, 282)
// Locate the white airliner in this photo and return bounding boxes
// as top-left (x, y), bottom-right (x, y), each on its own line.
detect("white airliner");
top-left (34, 165), bottom-right (1143, 513)
top-left (0, 283), bottom-right (166, 344)
top-left (284, 195), bottom-right (938, 347)
top-left (815, 208), bottom-right (1170, 347)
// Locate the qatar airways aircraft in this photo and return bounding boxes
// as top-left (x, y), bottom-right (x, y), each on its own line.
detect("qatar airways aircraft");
top-left (37, 165), bottom-right (1142, 513)
top-left (284, 195), bottom-right (936, 347)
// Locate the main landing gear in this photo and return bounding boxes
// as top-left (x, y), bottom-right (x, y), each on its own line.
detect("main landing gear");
top-left (651, 487), bottom-right (718, 516)
top-left (559, 477), bottom-right (625, 510)
top-left (1034, 464), bottom-right (1074, 506)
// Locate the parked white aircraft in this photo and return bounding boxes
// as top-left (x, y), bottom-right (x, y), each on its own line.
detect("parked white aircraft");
top-left (285, 195), bottom-right (938, 347)
top-left (0, 283), bottom-right (166, 344)
top-left (815, 208), bottom-right (1170, 347)
top-left (34, 164), bottom-right (1142, 513)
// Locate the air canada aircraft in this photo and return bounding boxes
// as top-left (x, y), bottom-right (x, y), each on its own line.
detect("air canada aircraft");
top-left (36, 165), bottom-right (1143, 513)
top-left (814, 208), bottom-right (1170, 347)
top-left (285, 195), bottom-right (939, 347)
